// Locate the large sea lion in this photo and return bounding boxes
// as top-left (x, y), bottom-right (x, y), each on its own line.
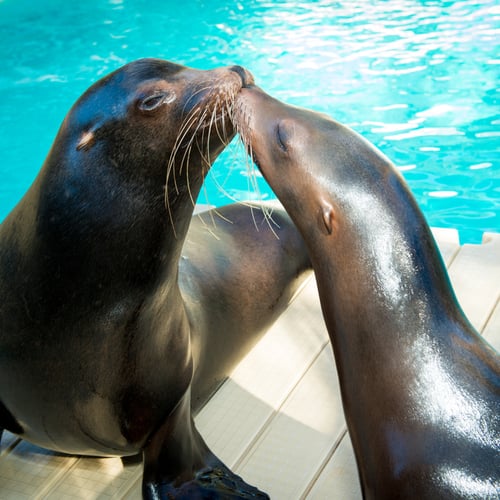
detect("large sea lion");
top-left (0, 60), bottom-right (311, 498)
top-left (234, 85), bottom-right (500, 499)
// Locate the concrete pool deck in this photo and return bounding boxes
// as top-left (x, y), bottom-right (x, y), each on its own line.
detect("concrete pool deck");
top-left (0, 228), bottom-right (499, 499)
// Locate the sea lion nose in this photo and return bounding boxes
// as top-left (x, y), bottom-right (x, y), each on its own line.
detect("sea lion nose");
top-left (229, 65), bottom-right (254, 87)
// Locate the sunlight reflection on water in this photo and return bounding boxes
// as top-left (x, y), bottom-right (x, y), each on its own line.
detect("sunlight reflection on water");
top-left (0, 0), bottom-right (498, 243)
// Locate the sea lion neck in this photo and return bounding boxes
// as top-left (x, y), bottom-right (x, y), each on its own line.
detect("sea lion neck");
top-left (315, 169), bottom-right (462, 338)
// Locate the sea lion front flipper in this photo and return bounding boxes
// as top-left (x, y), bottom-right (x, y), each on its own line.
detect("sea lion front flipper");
top-left (142, 390), bottom-right (268, 499)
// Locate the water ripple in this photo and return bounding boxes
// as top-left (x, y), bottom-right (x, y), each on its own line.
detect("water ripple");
top-left (0, 0), bottom-right (498, 242)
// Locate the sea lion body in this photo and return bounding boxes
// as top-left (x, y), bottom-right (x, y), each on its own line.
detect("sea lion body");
top-left (235, 85), bottom-right (500, 499)
top-left (0, 61), bottom-right (311, 498)
top-left (182, 203), bottom-right (311, 410)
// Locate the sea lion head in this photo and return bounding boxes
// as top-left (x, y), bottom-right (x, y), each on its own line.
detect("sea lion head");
top-left (35, 58), bottom-right (253, 239)
top-left (67, 58), bottom-right (252, 189)
top-left (234, 85), bottom-right (400, 244)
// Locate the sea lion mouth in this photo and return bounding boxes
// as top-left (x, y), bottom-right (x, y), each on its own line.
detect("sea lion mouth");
top-left (165, 66), bottom-right (250, 232)
top-left (183, 66), bottom-right (253, 136)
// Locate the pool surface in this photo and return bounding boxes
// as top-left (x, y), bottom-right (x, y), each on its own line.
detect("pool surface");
top-left (0, 0), bottom-right (498, 243)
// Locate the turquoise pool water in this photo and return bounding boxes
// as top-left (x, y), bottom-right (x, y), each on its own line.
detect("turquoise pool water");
top-left (0, 0), bottom-right (498, 243)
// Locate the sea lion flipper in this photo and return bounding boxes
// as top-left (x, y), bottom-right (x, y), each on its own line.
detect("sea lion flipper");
top-left (142, 391), bottom-right (269, 499)
top-left (143, 452), bottom-right (270, 499)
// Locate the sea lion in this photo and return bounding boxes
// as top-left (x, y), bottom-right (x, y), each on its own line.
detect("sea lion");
top-left (234, 85), bottom-right (500, 499)
top-left (0, 59), bottom-right (311, 498)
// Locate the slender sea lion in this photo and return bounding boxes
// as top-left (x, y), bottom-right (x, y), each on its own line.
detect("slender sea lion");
top-left (0, 60), bottom-right (311, 498)
top-left (234, 85), bottom-right (500, 499)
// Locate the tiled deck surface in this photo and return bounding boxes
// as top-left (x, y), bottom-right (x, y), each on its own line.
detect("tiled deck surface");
top-left (0, 228), bottom-right (499, 499)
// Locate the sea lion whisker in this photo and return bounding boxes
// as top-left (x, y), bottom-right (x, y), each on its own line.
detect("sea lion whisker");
top-left (235, 106), bottom-right (280, 238)
top-left (251, 171), bottom-right (277, 235)
top-left (204, 155), bottom-right (255, 209)
top-left (183, 91), bottom-right (259, 232)
top-left (166, 109), bottom-right (201, 194)
top-left (165, 94), bottom-right (224, 235)
top-left (165, 144), bottom-right (194, 238)
top-left (186, 98), bottom-right (236, 231)
top-left (167, 106), bottom-right (206, 201)
top-left (172, 105), bottom-right (205, 156)
top-left (237, 129), bottom-right (271, 234)
top-left (202, 206), bottom-right (238, 236)
top-left (183, 108), bottom-right (215, 210)
top-left (211, 207), bottom-right (235, 225)
top-left (222, 92), bottom-right (234, 138)
top-left (184, 137), bottom-right (202, 210)
top-left (164, 108), bottom-right (205, 237)
top-left (192, 194), bottom-right (223, 240)
top-left (195, 203), bottom-right (234, 239)
top-left (212, 100), bottom-right (227, 145)
top-left (164, 161), bottom-right (180, 236)
top-left (197, 171), bottom-right (215, 230)
top-left (232, 105), bottom-right (263, 219)
top-left (201, 99), bottom-right (224, 169)
top-left (260, 204), bottom-right (282, 235)
top-left (195, 111), bottom-right (219, 217)
top-left (181, 85), bottom-right (213, 115)
top-left (181, 82), bottom-right (228, 122)
top-left (171, 107), bottom-right (204, 161)
top-left (217, 97), bottom-right (228, 143)
top-left (215, 94), bottom-right (233, 145)
top-left (178, 109), bottom-right (208, 177)
top-left (164, 186), bottom-right (178, 239)
top-left (199, 131), bottom-right (260, 212)
top-left (199, 220), bottom-right (222, 241)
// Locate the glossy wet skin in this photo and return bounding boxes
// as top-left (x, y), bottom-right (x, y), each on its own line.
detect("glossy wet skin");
top-left (235, 85), bottom-right (500, 499)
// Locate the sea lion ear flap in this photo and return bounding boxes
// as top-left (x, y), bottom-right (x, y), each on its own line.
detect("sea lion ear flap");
top-left (321, 201), bottom-right (335, 235)
top-left (76, 125), bottom-right (99, 151)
